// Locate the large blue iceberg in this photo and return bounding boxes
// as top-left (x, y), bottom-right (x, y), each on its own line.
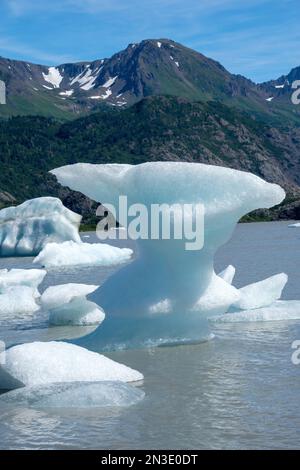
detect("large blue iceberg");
top-left (51, 162), bottom-right (286, 350)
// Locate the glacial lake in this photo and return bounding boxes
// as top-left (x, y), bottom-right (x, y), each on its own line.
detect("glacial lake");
top-left (0, 221), bottom-right (300, 449)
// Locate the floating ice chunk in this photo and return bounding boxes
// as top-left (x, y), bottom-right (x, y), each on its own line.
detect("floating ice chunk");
top-left (218, 265), bottom-right (236, 285)
top-left (41, 284), bottom-right (105, 326)
top-left (0, 197), bottom-right (81, 257)
top-left (34, 240), bottom-right (132, 268)
top-left (192, 273), bottom-right (240, 315)
top-left (41, 283), bottom-right (98, 310)
top-left (266, 97), bottom-right (274, 102)
top-left (232, 273), bottom-right (288, 310)
top-left (0, 269), bottom-right (46, 297)
top-left (0, 286), bottom-right (39, 315)
top-left (51, 162), bottom-right (285, 350)
top-left (0, 381), bottom-right (145, 408)
top-left (49, 299), bottom-right (105, 326)
top-left (157, 41), bottom-right (162, 48)
top-left (211, 300), bottom-right (300, 323)
top-left (288, 222), bottom-right (300, 227)
top-left (42, 67), bottom-right (63, 88)
top-left (0, 342), bottom-right (143, 390)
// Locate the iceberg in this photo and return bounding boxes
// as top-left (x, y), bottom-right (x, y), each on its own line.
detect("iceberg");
top-left (41, 284), bottom-right (105, 326)
top-left (232, 273), bottom-right (288, 311)
top-left (0, 268), bottom-right (46, 298)
top-left (0, 341), bottom-right (143, 391)
top-left (0, 197), bottom-right (81, 257)
top-left (51, 162), bottom-right (285, 350)
top-left (210, 300), bottom-right (300, 323)
top-left (33, 240), bottom-right (133, 268)
top-left (0, 381), bottom-right (145, 408)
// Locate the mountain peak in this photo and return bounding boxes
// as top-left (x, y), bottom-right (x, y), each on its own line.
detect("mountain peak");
top-left (0, 39), bottom-right (299, 123)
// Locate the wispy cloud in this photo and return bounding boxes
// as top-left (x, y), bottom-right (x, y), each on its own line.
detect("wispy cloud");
top-left (4, 0), bottom-right (278, 17)
top-left (1, 0), bottom-right (299, 81)
top-left (0, 35), bottom-right (77, 64)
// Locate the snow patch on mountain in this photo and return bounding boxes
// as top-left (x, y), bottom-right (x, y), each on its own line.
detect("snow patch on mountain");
top-left (102, 76), bottom-right (118, 88)
top-left (70, 66), bottom-right (102, 91)
top-left (42, 67), bottom-right (63, 89)
top-left (59, 90), bottom-right (74, 97)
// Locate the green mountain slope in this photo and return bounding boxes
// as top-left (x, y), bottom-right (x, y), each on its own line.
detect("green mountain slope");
top-left (0, 96), bottom-right (300, 221)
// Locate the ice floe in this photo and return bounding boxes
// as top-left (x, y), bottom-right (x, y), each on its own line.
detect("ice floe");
top-left (0, 286), bottom-right (39, 315)
top-left (33, 240), bottom-right (133, 268)
top-left (211, 300), bottom-right (300, 323)
top-left (0, 341), bottom-right (143, 390)
top-left (232, 273), bottom-right (288, 311)
top-left (41, 283), bottom-right (105, 326)
top-left (0, 268), bottom-right (46, 297)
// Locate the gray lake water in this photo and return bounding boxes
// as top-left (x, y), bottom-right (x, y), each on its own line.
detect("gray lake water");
top-left (0, 221), bottom-right (300, 449)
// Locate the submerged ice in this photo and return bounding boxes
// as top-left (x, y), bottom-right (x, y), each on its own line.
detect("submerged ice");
top-left (0, 197), bottom-right (81, 257)
top-left (0, 381), bottom-right (145, 408)
top-left (51, 161), bottom-right (286, 350)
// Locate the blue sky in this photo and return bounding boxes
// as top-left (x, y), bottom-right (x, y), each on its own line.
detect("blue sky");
top-left (0, 0), bottom-right (299, 83)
